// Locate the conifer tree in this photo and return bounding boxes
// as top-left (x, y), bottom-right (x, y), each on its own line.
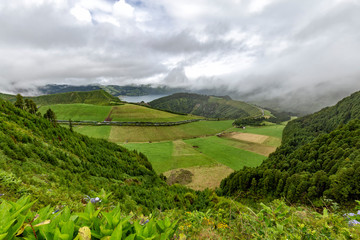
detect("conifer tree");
top-left (14, 94), bottom-right (24, 109)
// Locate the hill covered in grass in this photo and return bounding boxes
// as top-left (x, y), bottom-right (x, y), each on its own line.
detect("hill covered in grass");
top-left (149, 93), bottom-right (262, 119)
top-left (0, 90), bottom-right (121, 106)
top-left (220, 91), bottom-right (360, 205)
top-left (0, 97), bottom-right (209, 212)
top-left (38, 103), bottom-right (202, 122)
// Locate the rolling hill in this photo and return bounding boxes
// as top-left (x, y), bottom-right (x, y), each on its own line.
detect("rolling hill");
top-left (0, 90), bottom-right (121, 106)
top-left (0, 97), bottom-right (207, 212)
top-left (149, 93), bottom-right (262, 119)
top-left (220, 90), bottom-right (360, 205)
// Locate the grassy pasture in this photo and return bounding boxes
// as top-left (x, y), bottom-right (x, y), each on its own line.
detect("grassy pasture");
top-left (217, 136), bottom-right (277, 156)
top-left (185, 136), bottom-right (266, 170)
top-left (123, 140), bottom-right (217, 173)
top-left (124, 141), bottom-right (173, 173)
top-left (110, 120), bottom-right (234, 143)
top-left (109, 104), bottom-right (201, 122)
top-left (39, 104), bottom-right (112, 121)
top-left (74, 125), bottom-right (112, 140)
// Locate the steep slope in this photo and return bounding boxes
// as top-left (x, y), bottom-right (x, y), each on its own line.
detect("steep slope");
top-left (0, 98), bottom-right (203, 211)
top-left (220, 91), bottom-right (360, 205)
top-left (149, 93), bottom-right (262, 119)
top-left (282, 90), bottom-right (360, 147)
top-left (0, 90), bottom-right (121, 106)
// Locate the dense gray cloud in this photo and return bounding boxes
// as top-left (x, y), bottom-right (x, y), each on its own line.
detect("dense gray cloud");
top-left (0, 0), bottom-right (359, 113)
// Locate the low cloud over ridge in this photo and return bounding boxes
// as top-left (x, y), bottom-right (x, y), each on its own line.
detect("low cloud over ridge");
top-left (0, 0), bottom-right (359, 113)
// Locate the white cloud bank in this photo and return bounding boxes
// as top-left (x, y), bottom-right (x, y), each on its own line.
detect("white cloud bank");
top-left (0, 0), bottom-right (359, 112)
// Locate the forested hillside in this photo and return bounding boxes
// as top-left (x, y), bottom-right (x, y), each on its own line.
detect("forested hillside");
top-left (0, 98), bottom-right (208, 212)
top-left (220, 91), bottom-right (360, 205)
top-left (150, 93), bottom-right (261, 119)
top-left (1, 90), bottom-right (121, 106)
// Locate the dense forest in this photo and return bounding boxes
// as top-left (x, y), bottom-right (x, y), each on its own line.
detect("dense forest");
top-left (149, 93), bottom-right (261, 119)
top-left (0, 97), bottom-right (213, 213)
top-left (220, 91), bottom-right (360, 206)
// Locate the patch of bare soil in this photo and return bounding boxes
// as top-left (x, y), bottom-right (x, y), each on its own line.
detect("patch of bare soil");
top-left (166, 169), bottom-right (194, 185)
top-left (224, 132), bottom-right (269, 144)
top-left (164, 165), bottom-right (234, 191)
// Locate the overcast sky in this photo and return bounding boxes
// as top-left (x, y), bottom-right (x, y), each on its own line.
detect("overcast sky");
top-left (0, 0), bottom-right (359, 112)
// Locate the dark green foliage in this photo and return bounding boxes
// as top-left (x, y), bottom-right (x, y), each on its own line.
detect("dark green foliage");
top-left (14, 94), bottom-right (24, 110)
top-left (24, 99), bottom-right (37, 114)
top-left (69, 119), bottom-right (73, 132)
top-left (233, 109), bottom-right (292, 127)
top-left (220, 91), bottom-right (360, 205)
top-left (282, 90), bottom-right (360, 148)
top-left (150, 93), bottom-right (261, 119)
top-left (43, 108), bottom-right (56, 123)
top-left (233, 117), bottom-right (265, 127)
top-left (267, 110), bottom-right (292, 123)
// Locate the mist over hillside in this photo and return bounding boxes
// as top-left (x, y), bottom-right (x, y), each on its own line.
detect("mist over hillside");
top-left (1, 1), bottom-right (360, 114)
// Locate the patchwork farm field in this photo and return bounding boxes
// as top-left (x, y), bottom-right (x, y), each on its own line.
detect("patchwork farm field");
top-left (108, 120), bottom-right (234, 142)
top-left (40, 103), bottom-right (201, 122)
top-left (56, 102), bottom-right (286, 190)
top-left (109, 104), bottom-right (201, 122)
top-left (121, 123), bottom-right (284, 190)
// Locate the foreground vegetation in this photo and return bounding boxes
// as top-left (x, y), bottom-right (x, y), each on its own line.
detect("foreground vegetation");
top-left (2, 195), bottom-right (360, 240)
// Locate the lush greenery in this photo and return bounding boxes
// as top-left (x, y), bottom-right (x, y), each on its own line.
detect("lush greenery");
top-left (108, 104), bottom-right (201, 122)
top-left (108, 120), bottom-right (234, 143)
top-left (233, 109), bottom-right (292, 127)
top-left (2, 196), bottom-right (360, 240)
top-left (0, 97), bottom-right (213, 213)
top-left (39, 103), bottom-right (200, 122)
top-left (150, 93), bottom-right (262, 119)
top-left (39, 104), bottom-right (113, 121)
top-left (2, 90), bottom-right (360, 238)
top-left (220, 91), bottom-right (360, 206)
top-left (228, 123), bottom-right (285, 139)
top-left (1, 90), bottom-right (121, 106)
top-left (185, 137), bottom-right (266, 170)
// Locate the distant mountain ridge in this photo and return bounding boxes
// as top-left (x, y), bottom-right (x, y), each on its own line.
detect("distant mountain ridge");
top-left (37, 84), bottom-right (186, 97)
top-left (149, 92), bottom-right (262, 119)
